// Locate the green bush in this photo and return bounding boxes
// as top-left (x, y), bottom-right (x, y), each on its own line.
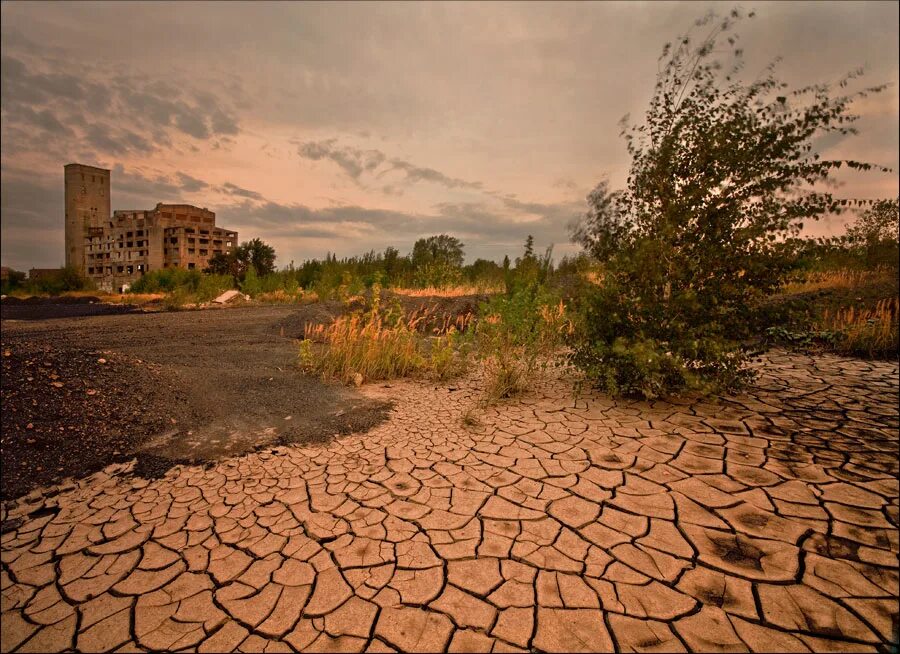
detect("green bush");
top-left (568, 9), bottom-right (888, 399)
top-left (196, 274), bottom-right (234, 301)
top-left (128, 268), bottom-right (201, 294)
top-left (21, 267), bottom-right (95, 295)
top-left (128, 269), bottom-right (234, 302)
top-left (475, 268), bottom-right (569, 400)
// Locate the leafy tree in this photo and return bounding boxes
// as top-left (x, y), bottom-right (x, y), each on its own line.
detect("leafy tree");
top-left (845, 198), bottom-right (899, 267)
top-left (464, 258), bottom-right (504, 286)
top-left (509, 235), bottom-right (553, 294)
top-left (411, 234), bottom-right (465, 287)
top-left (206, 238), bottom-right (276, 281)
top-left (569, 9), bottom-right (889, 398)
top-left (382, 246), bottom-right (402, 283)
top-left (1, 268), bottom-right (26, 294)
top-left (523, 235), bottom-right (535, 259)
top-left (411, 234), bottom-right (465, 269)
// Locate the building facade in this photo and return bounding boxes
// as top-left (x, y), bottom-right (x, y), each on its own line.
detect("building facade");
top-left (64, 163), bottom-right (238, 291)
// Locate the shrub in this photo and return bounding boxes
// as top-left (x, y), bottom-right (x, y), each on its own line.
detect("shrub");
top-left (196, 274), bottom-right (234, 302)
top-left (475, 281), bottom-right (570, 401)
top-left (163, 287), bottom-right (190, 311)
top-left (129, 268), bottom-right (201, 294)
top-left (1, 269), bottom-right (27, 295)
top-left (568, 9), bottom-right (889, 398)
top-left (21, 267), bottom-right (95, 295)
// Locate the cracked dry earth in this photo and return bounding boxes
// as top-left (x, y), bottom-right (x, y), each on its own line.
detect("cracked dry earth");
top-left (1, 351), bottom-right (898, 654)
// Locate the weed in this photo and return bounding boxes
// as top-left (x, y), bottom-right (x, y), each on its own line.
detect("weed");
top-left (782, 267), bottom-right (897, 295)
top-left (461, 405), bottom-right (482, 429)
top-left (765, 297), bottom-right (898, 359)
top-left (475, 290), bottom-right (571, 402)
top-left (820, 298), bottom-right (899, 358)
top-left (298, 285), bottom-right (471, 385)
top-left (392, 284), bottom-right (502, 298)
top-left (163, 288), bottom-right (189, 311)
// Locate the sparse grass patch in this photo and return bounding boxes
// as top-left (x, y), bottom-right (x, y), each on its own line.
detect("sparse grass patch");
top-left (475, 292), bottom-right (571, 402)
top-left (765, 297), bottom-right (898, 359)
top-left (392, 284), bottom-right (503, 298)
top-left (782, 266), bottom-right (897, 295)
top-left (819, 298), bottom-right (899, 358)
top-left (298, 285), bottom-right (470, 385)
top-left (254, 289), bottom-right (307, 304)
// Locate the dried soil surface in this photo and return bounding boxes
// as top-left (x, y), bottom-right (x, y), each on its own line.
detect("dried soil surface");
top-left (1, 305), bottom-right (394, 499)
top-left (0, 350), bottom-right (897, 653)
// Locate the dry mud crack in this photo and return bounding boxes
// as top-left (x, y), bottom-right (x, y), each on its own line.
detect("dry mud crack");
top-left (1, 351), bottom-right (897, 653)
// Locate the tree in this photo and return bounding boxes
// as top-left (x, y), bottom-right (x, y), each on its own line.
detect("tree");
top-left (411, 234), bottom-right (465, 269)
top-left (569, 9), bottom-right (889, 399)
top-left (0, 268), bottom-right (26, 293)
top-left (846, 198), bottom-right (899, 261)
top-left (465, 258), bottom-right (504, 286)
top-left (206, 238), bottom-right (276, 281)
top-left (411, 234), bottom-right (465, 288)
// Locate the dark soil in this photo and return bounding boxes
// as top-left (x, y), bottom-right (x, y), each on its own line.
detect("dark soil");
top-left (1, 295), bottom-right (143, 320)
top-left (1, 305), bottom-right (393, 500)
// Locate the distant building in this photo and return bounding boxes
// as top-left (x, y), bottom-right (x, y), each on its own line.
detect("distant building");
top-left (64, 163), bottom-right (238, 292)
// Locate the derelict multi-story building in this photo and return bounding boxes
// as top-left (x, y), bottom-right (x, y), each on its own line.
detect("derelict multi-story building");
top-left (64, 163), bottom-right (238, 291)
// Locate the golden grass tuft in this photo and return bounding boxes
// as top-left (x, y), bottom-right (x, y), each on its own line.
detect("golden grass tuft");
top-left (391, 284), bottom-right (502, 298)
top-left (818, 297), bottom-right (899, 358)
top-left (299, 302), bottom-right (469, 385)
top-left (782, 266), bottom-right (896, 295)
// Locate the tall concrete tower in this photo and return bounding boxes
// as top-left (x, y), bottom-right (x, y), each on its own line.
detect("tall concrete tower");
top-left (64, 163), bottom-right (110, 270)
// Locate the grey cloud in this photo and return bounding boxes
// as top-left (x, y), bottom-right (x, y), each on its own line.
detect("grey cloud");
top-left (176, 172), bottom-right (210, 193)
top-left (220, 182), bottom-right (264, 201)
top-left (0, 50), bottom-right (243, 160)
top-left (0, 171), bottom-right (63, 231)
top-left (0, 171), bottom-right (67, 269)
top-left (297, 139), bottom-right (484, 192)
top-left (501, 196), bottom-right (582, 222)
top-left (217, 193), bottom-right (577, 261)
top-left (210, 108), bottom-right (239, 136)
top-left (174, 111), bottom-right (210, 139)
top-left (83, 124), bottom-right (151, 156)
top-left (297, 139), bottom-right (386, 181)
top-left (385, 159), bottom-right (482, 191)
top-left (108, 165), bottom-right (216, 206)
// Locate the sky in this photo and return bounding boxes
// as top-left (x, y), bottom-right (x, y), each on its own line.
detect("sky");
top-left (1, 1), bottom-right (898, 270)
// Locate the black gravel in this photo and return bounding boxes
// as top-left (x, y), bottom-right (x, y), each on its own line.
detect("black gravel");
top-left (1, 305), bottom-right (392, 500)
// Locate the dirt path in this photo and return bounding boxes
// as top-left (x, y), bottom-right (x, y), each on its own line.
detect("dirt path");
top-left (1, 306), bottom-right (390, 499)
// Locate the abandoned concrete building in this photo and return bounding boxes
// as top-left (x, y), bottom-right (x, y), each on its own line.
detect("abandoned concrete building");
top-left (64, 163), bottom-right (238, 291)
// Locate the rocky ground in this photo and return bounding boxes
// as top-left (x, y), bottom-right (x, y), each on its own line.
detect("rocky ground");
top-left (1, 349), bottom-right (897, 653)
top-left (0, 305), bottom-right (392, 499)
top-left (0, 295), bottom-right (483, 500)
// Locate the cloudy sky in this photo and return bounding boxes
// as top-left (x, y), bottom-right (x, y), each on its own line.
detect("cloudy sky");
top-left (1, 1), bottom-right (897, 270)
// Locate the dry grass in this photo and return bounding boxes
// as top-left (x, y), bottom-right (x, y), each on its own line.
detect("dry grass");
top-left (391, 284), bottom-right (502, 298)
top-left (478, 300), bottom-right (572, 402)
top-left (299, 303), bottom-right (469, 385)
top-left (105, 293), bottom-right (166, 304)
top-left (818, 298), bottom-right (899, 358)
top-left (782, 267), bottom-right (896, 295)
top-left (253, 289), bottom-right (315, 304)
